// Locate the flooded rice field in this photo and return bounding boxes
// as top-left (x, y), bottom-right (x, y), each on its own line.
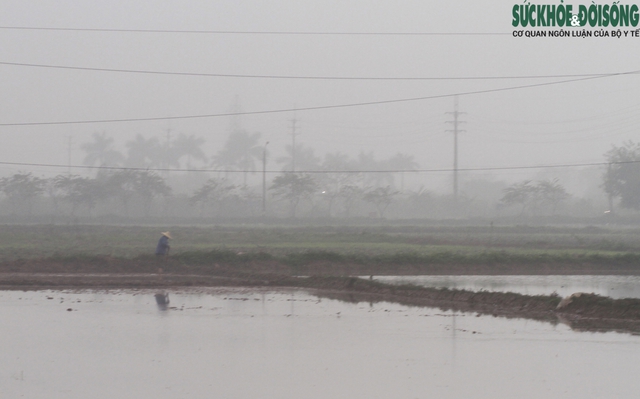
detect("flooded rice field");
top-left (373, 275), bottom-right (640, 299)
top-left (2, 288), bottom-right (639, 399)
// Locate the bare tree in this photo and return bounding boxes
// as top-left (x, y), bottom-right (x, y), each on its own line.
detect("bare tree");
top-left (270, 173), bottom-right (317, 218)
top-left (133, 171), bottom-right (172, 217)
top-left (603, 141), bottom-right (640, 211)
top-left (54, 175), bottom-right (103, 217)
top-left (363, 186), bottom-right (398, 218)
top-left (500, 180), bottom-right (537, 215)
top-left (538, 178), bottom-right (569, 215)
top-left (0, 172), bottom-right (45, 216)
top-left (338, 185), bottom-right (364, 218)
top-left (190, 178), bottom-right (235, 217)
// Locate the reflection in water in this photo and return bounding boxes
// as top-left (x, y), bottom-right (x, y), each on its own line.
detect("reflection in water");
top-left (2, 289), bottom-right (640, 399)
top-left (154, 292), bottom-right (170, 311)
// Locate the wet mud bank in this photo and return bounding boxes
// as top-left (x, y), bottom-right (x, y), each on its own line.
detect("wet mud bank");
top-left (3, 252), bottom-right (640, 276)
top-left (306, 277), bottom-right (640, 335)
top-left (2, 255), bottom-right (640, 334)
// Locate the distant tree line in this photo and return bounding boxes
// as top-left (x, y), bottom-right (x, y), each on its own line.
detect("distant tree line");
top-left (496, 140), bottom-right (640, 218)
top-left (0, 171), bottom-right (171, 219)
top-left (2, 132), bottom-right (638, 222)
top-left (602, 141), bottom-right (640, 213)
top-left (0, 167), bottom-right (606, 222)
top-left (80, 129), bottom-right (420, 186)
top-left (0, 169), bottom-right (404, 220)
top-left (499, 178), bottom-right (569, 216)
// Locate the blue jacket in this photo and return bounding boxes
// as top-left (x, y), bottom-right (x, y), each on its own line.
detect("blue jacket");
top-left (156, 235), bottom-right (170, 255)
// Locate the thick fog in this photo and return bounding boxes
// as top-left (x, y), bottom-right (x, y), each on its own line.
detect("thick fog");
top-left (0, 1), bottom-right (638, 220)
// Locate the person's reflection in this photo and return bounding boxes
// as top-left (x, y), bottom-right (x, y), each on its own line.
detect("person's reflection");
top-left (155, 292), bottom-right (170, 311)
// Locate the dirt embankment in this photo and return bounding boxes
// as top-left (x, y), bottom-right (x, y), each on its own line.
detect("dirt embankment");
top-left (2, 255), bottom-right (640, 335)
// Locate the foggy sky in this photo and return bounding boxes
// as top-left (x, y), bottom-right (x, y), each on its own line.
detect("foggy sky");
top-left (0, 0), bottom-right (638, 194)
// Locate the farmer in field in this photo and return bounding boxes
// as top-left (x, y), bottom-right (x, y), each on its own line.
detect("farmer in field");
top-left (155, 231), bottom-right (171, 256)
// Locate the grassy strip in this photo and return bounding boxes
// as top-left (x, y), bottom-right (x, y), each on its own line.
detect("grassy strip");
top-left (3, 224), bottom-right (640, 262)
top-left (35, 248), bottom-right (640, 267)
top-left (5, 249), bottom-right (639, 277)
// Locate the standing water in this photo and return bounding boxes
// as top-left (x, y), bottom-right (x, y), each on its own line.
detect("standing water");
top-left (372, 275), bottom-right (640, 299)
top-left (1, 288), bottom-right (639, 399)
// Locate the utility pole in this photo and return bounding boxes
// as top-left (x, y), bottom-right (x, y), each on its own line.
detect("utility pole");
top-left (445, 96), bottom-right (466, 201)
top-left (289, 112), bottom-right (299, 172)
top-left (165, 125), bottom-right (172, 177)
top-left (606, 162), bottom-right (614, 215)
top-left (67, 136), bottom-right (73, 176)
top-left (262, 141), bottom-right (269, 217)
top-left (229, 95), bottom-right (242, 132)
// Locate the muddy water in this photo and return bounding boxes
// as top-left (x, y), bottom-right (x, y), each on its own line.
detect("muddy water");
top-left (373, 275), bottom-right (640, 299)
top-left (2, 288), bottom-right (639, 399)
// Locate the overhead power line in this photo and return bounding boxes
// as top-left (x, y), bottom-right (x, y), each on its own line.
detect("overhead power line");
top-left (1, 72), bottom-right (637, 127)
top-left (0, 61), bottom-right (619, 81)
top-left (0, 26), bottom-right (509, 36)
top-left (0, 160), bottom-right (631, 174)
